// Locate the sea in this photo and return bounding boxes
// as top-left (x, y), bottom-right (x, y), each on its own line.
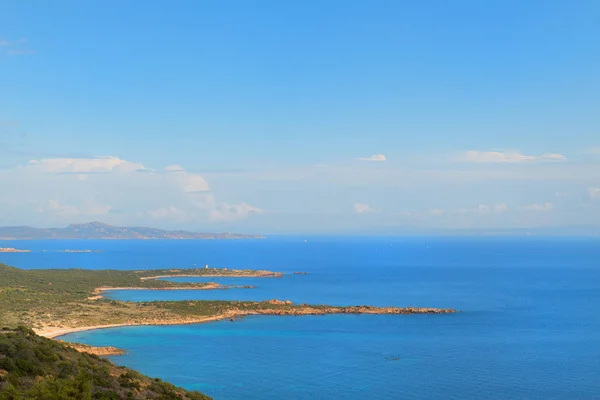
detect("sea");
top-left (1, 236), bottom-right (599, 400)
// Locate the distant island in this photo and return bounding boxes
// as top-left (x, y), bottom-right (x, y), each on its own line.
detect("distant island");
top-left (0, 248), bottom-right (31, 253)
top-left (0, 222), bottom-right (265, 240)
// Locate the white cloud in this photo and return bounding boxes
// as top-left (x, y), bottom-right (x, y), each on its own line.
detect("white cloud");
top-left (146, 206), bottom-right (187, 220)
top-left (357, 154), bottom-right (386, 162)
top-left (0, 156), bottom-right (258, 226)
top-left (429, 208), bottom-right (444, 216)
top-left (460, 150), bottom-right (566, 163)
top-left (588, 188), bottom-right (600, 200)
top-left (354, 203), bottom-right (374, 214)
top-left (0, 38), bottom-right (33, 55)
top-left (210, 203), bottom-right (262, 221)
top-left (476, 203), bottom-right (509, 214)
top-left (520, 202), bottom-right (554, 212)
top-left (27, 156), bottom-right (145, 173)
top-left (162, 164), bottom-right (210, 192)
top-left (179, 174), bottom-right (210, 192)
top-left (164, 165), bottom-right (185, 172)
top-left (44, 200), bottom-right (111, 217)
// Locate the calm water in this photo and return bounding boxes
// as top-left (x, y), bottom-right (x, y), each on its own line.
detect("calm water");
top-left (3, 236), bottom-right (600, 399)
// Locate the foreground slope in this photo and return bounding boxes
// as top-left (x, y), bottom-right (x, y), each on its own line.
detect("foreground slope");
top-left (0, 327), bottom-right (211, 400)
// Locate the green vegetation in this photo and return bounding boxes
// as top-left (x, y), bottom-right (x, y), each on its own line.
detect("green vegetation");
top-left (0, 264), bottom-right (278, 330)
top-left (0, 326), bottom-right (211, 399)
top-left (0, 263), bottom-right (453, 333)
top-left (0, 262), bottom-right (454, 399)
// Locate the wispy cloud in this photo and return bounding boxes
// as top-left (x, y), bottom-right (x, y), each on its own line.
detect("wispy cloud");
top-left (210, 202), bottom-right (262, 221)
top-left (353, 203), bottom-right (374, 214)
top-left (27, 156), bottom-right (146, 173)
top-left (164, 165), bottom-right (186, 172)
top-left (0, 38), bottom-right (34, 56)
top-left (459, 150), bottom-right (566, 163)
top-left (588, 188), bottom-right (600, 200)
top-left (44, 200), bottom-right (112, 217)
top-left (520, 202), bottom-right (554, 212)
top-left (476, 203), bottom-right (509, 214)
top-left (357, 154), bottom-right (386, 162)
top-left (0, 156), bottom-right (259, 225)
top-left (146, 205), bottom-right (187, 220)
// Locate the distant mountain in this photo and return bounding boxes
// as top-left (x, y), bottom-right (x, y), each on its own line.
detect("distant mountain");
top-left (0, 222), bottom-right (265, 240)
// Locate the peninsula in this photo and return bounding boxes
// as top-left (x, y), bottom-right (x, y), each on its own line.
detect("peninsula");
top-left (0, 221), bottom-right (265, 240)
top-left (0, 263), bottom-right (455, 399)
top-left (0, 264), bottom-right (453, 338)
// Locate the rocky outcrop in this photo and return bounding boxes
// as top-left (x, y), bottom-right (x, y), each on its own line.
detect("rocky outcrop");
top-left (60, 341), bottom-right (125, 356)
top-left (252, 303), bottom-right (455, 316)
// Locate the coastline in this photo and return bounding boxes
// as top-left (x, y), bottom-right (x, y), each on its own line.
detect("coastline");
top-left (139, 272), bottom-right (283, 280)
top-left (37, 305), bottom-right (456, 340)
top-left (89, 282), bottom-right (231, 300)
top-left (37, 311), bottom-right (244, 339)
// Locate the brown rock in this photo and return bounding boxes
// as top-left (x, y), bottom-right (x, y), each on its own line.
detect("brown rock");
top-left (264, 299), bottom-right (285, 305)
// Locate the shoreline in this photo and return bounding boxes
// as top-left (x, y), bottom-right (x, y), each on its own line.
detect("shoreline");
top-left (89, 282), bottom-right (236, 299)
top-left (36, 305), bottom-right (456, 340)
top-left (140, 273), bottom-right (283, 280)
top-left (37, 312), bottom-right (244, 339)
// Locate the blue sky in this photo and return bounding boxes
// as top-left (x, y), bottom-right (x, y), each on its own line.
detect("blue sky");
top-left (1, 1), bottom-right (600, 233)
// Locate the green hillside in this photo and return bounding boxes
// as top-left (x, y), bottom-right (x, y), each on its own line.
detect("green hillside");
top-left (0, 326), bottom-right (211, 400)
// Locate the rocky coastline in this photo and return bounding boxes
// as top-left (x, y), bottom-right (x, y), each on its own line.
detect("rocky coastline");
top-left (59, 340), bottom-right (126, 356)
top-left (37, 299), bottom-right (456, 340)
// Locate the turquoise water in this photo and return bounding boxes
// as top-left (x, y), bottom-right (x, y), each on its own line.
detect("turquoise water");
top-left (3, 237), bottom-right (600, 399)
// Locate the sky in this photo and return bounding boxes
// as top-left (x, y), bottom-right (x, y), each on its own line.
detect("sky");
top-left (1, 0), bottom-right (600, 233)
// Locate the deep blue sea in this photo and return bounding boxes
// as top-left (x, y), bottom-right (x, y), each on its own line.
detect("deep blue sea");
top-left (2, 236), bottom-right (599, 399)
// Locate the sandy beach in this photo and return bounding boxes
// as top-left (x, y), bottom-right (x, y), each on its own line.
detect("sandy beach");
top-left (36, 305), bottom-right (455, 339)
top-left (36, 312), bottom-right (241, 339)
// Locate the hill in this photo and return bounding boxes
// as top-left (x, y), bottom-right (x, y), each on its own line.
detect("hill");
top-left (0, 222), bottom-right (264, 240)
top-left (0, 326), bottom-right (212, 400)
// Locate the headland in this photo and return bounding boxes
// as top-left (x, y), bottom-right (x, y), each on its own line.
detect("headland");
top-left (0, 262), bottom-right (456, 399)
top-left (0, 263), bottom-right (455, 341)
